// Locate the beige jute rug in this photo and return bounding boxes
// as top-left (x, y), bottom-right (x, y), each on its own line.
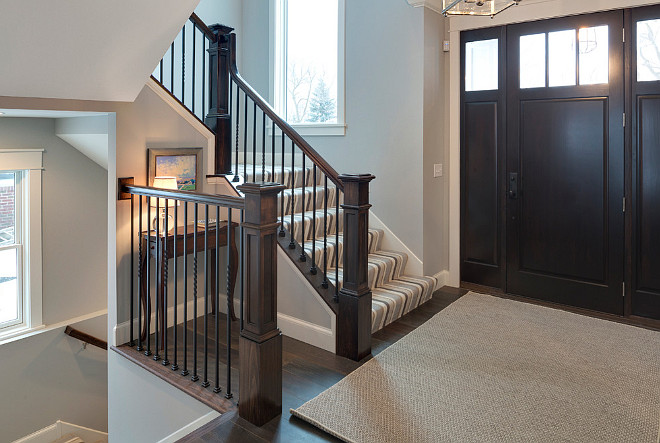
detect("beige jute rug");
top-left (291, 292), bottom-right (660, 442)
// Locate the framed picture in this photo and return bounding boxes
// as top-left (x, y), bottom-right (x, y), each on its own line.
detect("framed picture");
top-left (147, 148), bottom-right (202, 191)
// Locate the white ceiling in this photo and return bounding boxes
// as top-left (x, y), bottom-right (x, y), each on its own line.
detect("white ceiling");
top-left (0, 0), bottom-right (199, 102)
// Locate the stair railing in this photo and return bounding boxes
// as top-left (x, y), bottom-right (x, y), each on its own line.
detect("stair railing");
top-left (118, 180), bottom-right (285, 425)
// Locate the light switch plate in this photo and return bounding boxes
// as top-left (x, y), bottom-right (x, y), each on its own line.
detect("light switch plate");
top-left (434, 163), bottom-right (443, 178)
top-left (443, 41), bottom-right (450, 52)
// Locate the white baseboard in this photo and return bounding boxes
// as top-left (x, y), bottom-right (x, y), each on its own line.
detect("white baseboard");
top-left (113, 294), bottom-right (239, 346)
top-left (278, 312), bottom-right (335, 353)
top-left (13, 421), bottom-right (107, 443)
top-left (157, 411), bottom-right (221, 443)
top-left (369, 211), bottom-right (423, 276)
top-left (433, 270), bottom-right (449, 291)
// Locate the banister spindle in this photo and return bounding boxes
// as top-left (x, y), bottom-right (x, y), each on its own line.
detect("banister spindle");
top-left (289, 141), bottom-right (296, 250)
top-left (130, 194), bottom-right (135, 346)
top-left (262, 110), bottom-right (266, 179)
top-left (137, 196), bottom-right (143, 352)
top-left (311, 165), bottom-right (318, 275)
top-left (214, 207), bottom-right (222, 394)
top-left (234, 83), bottom-right (240, 182)
top-left (322, 177), bottom-right (329, 289)
top-left (163, 199), bottom-right (170, 366)
top-left (202, 33), bottom-right (206, 121)
top-left (192, 203), bottom-right (199, 382)
top-left (279, 131), bottom-right (285, 237)
top-left (300, 154), bottom-right (306, 262)
top-left (182, 24), bottom-right (186, 107)
top-left (237, 182), bottom-right (285, 426)
top-left (154, 198), bottom-right (161, 361)
top-left (243, 90), bottom-right (248, 181)
top-left (192, 25), bottom-right (196, 115)
top-left (336, 174), bottom-right (375, 361)
top-left (202, 206), bottom-right (210, 388)
top-left (146, 197), bottom-right (152, 356)
top-left (335, 188), bottom-right (339, 303)
top-left (252, 102), bottom-right (257, 182)
top-left (172, 201), bottom-right (179, 371)
top-left (225, 208), bottom-right (234, 400)
top-left (182, 202), bottom-right (189, 376)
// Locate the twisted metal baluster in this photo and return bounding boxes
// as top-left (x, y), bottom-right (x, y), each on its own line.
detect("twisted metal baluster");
top-left (322, 177), bottom-right (329, 289)
top-left (311, 165), bottom-right (318, 275)
top-left (192, 203), bottom-right (199, 382)
top-left (233, 83), bottom-right (240, 182)
top-left (300, 154), bottom-right (306, 262)
top-left (335, 187), bottom-right (339, 303)
top-left (202, 206), bottom-right (210, 388)
top-left (137, 196), bottom-right (143, 351)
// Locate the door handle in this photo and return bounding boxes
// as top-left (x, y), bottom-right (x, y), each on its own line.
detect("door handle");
top-left (509, 173), bottom-right (518, 199)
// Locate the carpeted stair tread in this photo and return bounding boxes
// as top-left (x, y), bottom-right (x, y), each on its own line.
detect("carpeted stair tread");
top-left (238, 163), bottom-right (438, 333)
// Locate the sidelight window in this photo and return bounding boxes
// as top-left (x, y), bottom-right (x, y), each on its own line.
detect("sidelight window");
top-left (637, 19), bottom-right (660, 82)
top-left (465, 39), bottom-right (499, 91)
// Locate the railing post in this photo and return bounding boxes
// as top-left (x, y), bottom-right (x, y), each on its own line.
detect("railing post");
top-left (337, 174), bottom-right (375, 361)
top-left (237, 182), bottom-right (286, 426)
top-left (206, 24), bottom-right (234, 175)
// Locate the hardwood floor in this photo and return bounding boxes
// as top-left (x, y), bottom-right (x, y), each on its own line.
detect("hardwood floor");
top-left (178, 286), bottom-right (466, 443)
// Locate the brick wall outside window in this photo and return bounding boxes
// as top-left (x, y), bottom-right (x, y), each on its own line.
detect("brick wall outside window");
top-left (0, 186), bottom-right (15, 232)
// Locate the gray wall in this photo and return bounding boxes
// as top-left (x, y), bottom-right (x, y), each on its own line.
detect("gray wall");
top-left (0, 117), bottom-right (108, 324)
top-left (237, 0), bottom-right (450, 275)
top-left (0, 117), bottom-right (108, 441)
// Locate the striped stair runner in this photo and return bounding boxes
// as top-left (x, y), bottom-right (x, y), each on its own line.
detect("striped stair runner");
top-left (244, 165), bottom-right (438, 333)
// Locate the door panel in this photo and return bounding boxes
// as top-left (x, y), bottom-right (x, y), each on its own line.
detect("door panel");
top-left (632, 5), bottom-right (660, 319)
top-left (460, 27), bottom-right (506, 289)
top-left (506, 11), bottom-right (624, 314)
top-left (519, 98), bottom-right (608, 283)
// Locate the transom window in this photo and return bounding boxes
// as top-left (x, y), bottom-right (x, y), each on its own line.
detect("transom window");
top-left (519, 25), bottom-right (610, 89)
top-left (274, 0), bottom-right (345, 135)
top-left (637, 19), bottom-right (660, 82)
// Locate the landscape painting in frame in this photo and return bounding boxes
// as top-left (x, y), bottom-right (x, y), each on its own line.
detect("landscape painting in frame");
top-left (148, 148), bottom-right (202, 191)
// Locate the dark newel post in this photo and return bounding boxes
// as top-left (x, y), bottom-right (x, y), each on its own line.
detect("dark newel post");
top-left (237, 182), bottom-right (286, 426)
top-left (206, 24), bottom-right (234, 175)
top-left (337, 174), bottom-right (375, 361)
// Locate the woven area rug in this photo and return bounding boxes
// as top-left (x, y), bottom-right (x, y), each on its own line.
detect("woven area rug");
top-left (291, 292), bottom-right (660, 442)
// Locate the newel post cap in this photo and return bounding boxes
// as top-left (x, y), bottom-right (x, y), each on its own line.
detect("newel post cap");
top-left (338, 173), bottom-right (376, 183)
top-left (209, 24), bottom-right (234, 35)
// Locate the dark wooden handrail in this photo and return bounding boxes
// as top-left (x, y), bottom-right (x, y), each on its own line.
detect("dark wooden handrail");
top-left (227, 33), bottom-right (344, 191)
top-left (123, 184), bottom-right (245, 210)
top-left (64, 326), bottom-right (107, 350)
top-left (189, 13), bottom-right (217, 43)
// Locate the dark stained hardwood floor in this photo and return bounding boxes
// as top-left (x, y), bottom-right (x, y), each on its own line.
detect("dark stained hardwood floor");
top-left (178, 286), bottom-right (466, 443)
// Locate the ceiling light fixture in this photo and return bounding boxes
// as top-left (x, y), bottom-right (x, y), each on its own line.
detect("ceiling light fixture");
top-left (442, 0), bottom-right (521, 18)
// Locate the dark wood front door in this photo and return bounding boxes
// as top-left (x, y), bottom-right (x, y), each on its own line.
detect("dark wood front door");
top-left (505, 11), bottom-right (625, 314)
top-left (631, 5), bottom-right (660, 320)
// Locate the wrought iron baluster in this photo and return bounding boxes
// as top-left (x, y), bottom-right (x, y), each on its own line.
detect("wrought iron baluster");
top-left (192, 25), bottom-right (196, 116)
top-left (171, 41), bottom-right (175, 94)
top-left (271, 118), bottom-right (275, 181)
top-left (159, 59), bottom-right (163, 84)
top-left (234, 82), bottom-right (240, 182)
top-left (214, 207), bottom-right (222, 394)
top-left (202, 206), bottom-right (210, 388)
top-left (137, 195), bottom-right (143, 352)
top-left (322, 177), bottom-right (329, 289)
top-left (163, 199), bottom-right (170, 366)
top-left (279, 131), bottom-right (285, 237)
top-left (252, 102), bottom-right (257, 182)
top-left (289, 141), bottom-right (296, 249)
top-left (172, 201), bottom-right (179, 371)
top-left (154, 198), bottom-right (161, 361)
top-left (130, 194), bottom-right (135, 346)
top-left (262, 110), bottom-right (266, 179)
top-left (300, 154), bottom-right (306, 262)
top-left (240, 209), bottom-right (244, 331)
top-left (243, 91), bottom-right (248, 180)
top-left (146, 197), bottom-right (152, 356)
top-left (202, 33), bottom-right (206, 121)
top-left (335, 187), bottom-right (339, 302)
top-left (311, 165), bottom-right (318, 275)
top-left (225, 208), bottom-right (233, 400)
top-left (182, 202), bottom-right (189, 376)
top-left (192, 203), bottom-right (199, 382)
top-left (181, 25), bottom-right (185, 106)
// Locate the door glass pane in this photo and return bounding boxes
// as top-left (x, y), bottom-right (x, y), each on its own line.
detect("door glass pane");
top-left (579, 26), bottom-right (609, 85)
top-left (0, 172), bottom-right (15, 246)
top-left (637, 19), bottom-right (660, 82)
top-left (0, 248), bottom-right (19, 325)
top-left (520, 33), bottom-right (546, 89)
top-left (549, 30), bottom-right (577, 87)
top-left (465, 39), bottom-right (499, 92)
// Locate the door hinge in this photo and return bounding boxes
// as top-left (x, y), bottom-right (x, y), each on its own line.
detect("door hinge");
top-left (622, 282), bottom-right (625, 297)
top-left (623, 28), bottom-right (625, 43)
top-left (623, 197), bottom-right (626, 213)
top-left (623, 112), bottom-right (626, 127)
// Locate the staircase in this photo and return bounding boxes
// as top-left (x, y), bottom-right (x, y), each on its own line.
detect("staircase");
top-left (247, 165), bottom-right (437, 333)
top-left (148, 15), bottom-right (439, 360)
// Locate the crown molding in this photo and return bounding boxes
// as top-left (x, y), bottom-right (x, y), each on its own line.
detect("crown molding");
top-left (406, 0), bottom-right (445, 15)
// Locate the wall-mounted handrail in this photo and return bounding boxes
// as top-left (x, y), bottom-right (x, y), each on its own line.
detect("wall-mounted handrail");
top-left (227, 34), bottom-right (344, 191)
top-left (64, 326), bottom-right (107, 350)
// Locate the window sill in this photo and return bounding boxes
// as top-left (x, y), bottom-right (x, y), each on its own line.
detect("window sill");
top-left (0, 323), bottom-right (45, 345)
top-left (269, 123), bottom-right (346, 137)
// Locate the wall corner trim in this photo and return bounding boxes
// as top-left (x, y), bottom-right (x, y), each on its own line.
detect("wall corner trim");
top-left (406, 0), bottom-right (445, 15)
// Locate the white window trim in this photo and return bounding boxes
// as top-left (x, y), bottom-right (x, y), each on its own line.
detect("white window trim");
top-left (270, 0), bottom-right (346, 137)
top-left (0, 149), bottom-right (43, 341)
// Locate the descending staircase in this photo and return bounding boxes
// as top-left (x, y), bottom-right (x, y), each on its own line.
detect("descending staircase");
top-left (247, 165), bottom-right (438, 333)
